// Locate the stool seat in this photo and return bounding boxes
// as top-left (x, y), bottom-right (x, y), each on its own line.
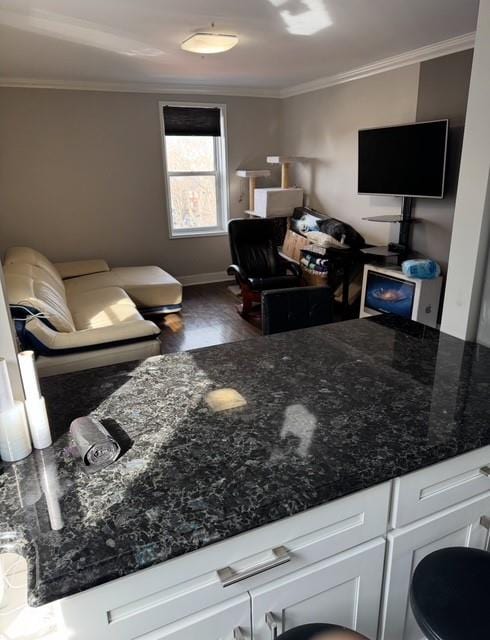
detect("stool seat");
top-left (410, 546), bottom-right (490, 640)
top-left (277, 623), bottom-right (368, 639)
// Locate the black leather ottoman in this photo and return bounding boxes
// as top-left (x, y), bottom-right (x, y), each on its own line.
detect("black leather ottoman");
top-left (277, 623), bottom-right (369, 639)
top-left (410, 546), bottom-right (490, 640)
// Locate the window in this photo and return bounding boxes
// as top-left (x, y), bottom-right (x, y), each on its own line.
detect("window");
top-left (160, 102), bottom-right (229, 238)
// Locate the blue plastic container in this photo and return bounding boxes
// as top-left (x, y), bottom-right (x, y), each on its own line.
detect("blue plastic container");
top-left (402, 259), bottom-right (441, 279)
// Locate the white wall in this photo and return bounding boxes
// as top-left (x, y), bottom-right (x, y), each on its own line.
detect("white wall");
top-left (441, 0), bottom-right (490, 341)
top-left (412, 50), bottom-right (473, 274)
top-left (477, 239), bottom-right (490, 346)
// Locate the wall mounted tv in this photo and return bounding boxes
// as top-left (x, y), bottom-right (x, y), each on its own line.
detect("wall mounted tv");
top-left (358, 120), bottom-right (448, 199)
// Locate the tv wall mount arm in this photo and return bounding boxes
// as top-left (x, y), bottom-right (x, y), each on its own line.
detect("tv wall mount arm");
top-left (362, 196), bottom-right (416, 262)
top-left (389, 196), bottom-right (414, 255)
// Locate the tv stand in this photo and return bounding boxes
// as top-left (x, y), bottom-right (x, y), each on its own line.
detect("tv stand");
top-left (362, 196), bottom-right (415, 264)
top-left (391, 196), bottom-right (414, 254)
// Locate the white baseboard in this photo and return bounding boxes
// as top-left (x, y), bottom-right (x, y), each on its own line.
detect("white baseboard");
top-left (178, 271), bottom-right (233, 286)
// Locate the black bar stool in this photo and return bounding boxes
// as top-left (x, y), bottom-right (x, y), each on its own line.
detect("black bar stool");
top-left (410, 546), bottom-right (490, 640)
top-left (277, 624), bottom-right (369, 639)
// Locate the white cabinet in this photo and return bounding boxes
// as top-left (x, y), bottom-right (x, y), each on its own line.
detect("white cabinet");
top-left (250, 538), bottom-right (386, 640)
top-left (391, 445), bottom-right (490, 528)
top-left (58, 483), bottom-right (391, 640)
top-left (127, 595), bottom-right (251, 640)
top-left (51, 449), bottom-right (490, 640)
top-left (380, 490), bottom-right (490, 640)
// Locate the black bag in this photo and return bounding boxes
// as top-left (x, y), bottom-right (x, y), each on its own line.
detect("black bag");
top-left (291, 206), bottom-right (366, 249)
top-left (317, 217), bottom-right (365, 249)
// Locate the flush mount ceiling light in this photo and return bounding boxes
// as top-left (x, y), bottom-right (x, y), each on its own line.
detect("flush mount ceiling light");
top-left (181, 32), bottom-right (238, 54)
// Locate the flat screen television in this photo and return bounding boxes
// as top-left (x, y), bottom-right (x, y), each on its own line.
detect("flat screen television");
top-left (358, 120), bottom-right (448, 199)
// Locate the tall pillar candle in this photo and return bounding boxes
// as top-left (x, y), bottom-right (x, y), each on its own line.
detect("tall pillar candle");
top-left (0, 357), bottom-right (14, 413)
top-left (18, 351), bottom-right (52, 449)
top-left (0, 357), bottom-right (32, 461)
top-left (18, 350), bottom-right (41, 401)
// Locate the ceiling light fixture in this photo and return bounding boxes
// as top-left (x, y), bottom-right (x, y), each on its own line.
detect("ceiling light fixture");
top-left (181, 32), bottom-right (238, 54)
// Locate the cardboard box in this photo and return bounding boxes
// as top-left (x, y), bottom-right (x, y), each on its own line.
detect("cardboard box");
top-left (254, 188), bottom-right (304, 218)
top-left (281, 228), bottom-right (311, 263)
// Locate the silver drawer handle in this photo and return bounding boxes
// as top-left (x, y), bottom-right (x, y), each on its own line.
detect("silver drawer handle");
top-left (217, 546), bottom-right (290, 587)
top-left (265, 611), bottom-right (280, 640)
top-left (233, 627), bottom-right (246, 640)
top-left (480, 465), bottom-right (490, 476)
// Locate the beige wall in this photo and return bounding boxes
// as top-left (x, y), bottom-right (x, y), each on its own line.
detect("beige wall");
top-left (0, 57), bottom-right (472, 278)
top-left (0, 89), bottom-right (280, 277)
top-left (279, 65), bottom-right (420, 246)
top-left (412, 50), bottom-right (473, 274)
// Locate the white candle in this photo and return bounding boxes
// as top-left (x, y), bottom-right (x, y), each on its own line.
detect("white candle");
top-left (0, 357), bottom-right (15, 413)
top-left (25, 396), bottom-right (52, 449)
top-left (18, 351), bottom-right (41, 401)
top-left (0, 401), bottom-right (32, 462)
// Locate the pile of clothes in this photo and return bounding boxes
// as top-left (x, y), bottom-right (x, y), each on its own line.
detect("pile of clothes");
top-left (300, 246), bottom-right (329, 278)
top-left (290, 206), bottom-right (366, 250)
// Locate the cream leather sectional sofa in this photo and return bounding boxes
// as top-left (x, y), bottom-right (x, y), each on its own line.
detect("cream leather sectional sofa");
top-left (3, 247), bottom-right (182, 376)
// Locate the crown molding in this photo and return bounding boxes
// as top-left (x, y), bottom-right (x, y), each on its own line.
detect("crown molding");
top-left (0, 32), bottom-right (475, 100)
top-left (280, 32), bottom-right (476, 98)
top-left (0, 77), bottom-right (281, 98)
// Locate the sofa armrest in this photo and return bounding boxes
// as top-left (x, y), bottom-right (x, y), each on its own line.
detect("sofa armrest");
top-left (24, 317), bottom-right (160, 352)
top-left (54, 259), bottom-right (110, 279)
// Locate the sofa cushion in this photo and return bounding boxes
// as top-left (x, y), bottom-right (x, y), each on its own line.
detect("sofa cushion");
top-left (67, 286), bottom-right (145, 331)
top-left (4, 263), bottom-right (75, 333)
top-left (54, 259), bottom-right (110, 279)
top-left (4, 247), bottom-right (64, 289)
top-left (4, 261), bottom-right (66, 298)
top-left (64, 266), bottom-right (183, 308)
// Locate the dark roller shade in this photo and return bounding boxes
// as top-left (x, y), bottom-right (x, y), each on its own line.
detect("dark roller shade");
top-left (163, 106), bottom-right (221, 136)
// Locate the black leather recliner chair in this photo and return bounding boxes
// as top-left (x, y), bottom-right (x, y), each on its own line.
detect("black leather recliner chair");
top-left (227, 218), bottom-right (302, 317)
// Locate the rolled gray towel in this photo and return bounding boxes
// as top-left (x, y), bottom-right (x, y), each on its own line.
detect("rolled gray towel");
top-left (69, 416), bottom-right (121, 468)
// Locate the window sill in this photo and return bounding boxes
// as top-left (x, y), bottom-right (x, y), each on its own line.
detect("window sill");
top-left (170, 230), bottom-right (229, 240)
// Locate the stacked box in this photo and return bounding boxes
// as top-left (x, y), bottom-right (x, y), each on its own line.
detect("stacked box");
top-left (254, 188), bottom-right (304, 218)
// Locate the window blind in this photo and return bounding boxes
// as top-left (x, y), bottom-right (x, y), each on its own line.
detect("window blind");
top-left (163, 106), bottom-right (221, 137)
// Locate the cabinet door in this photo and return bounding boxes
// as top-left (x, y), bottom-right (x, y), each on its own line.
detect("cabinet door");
top-left (129, 594), bottom-right (251, 640)
top-left (250, 538), bottom-right (385, 640)
top-left (380, 491), bottom-right (490, 640)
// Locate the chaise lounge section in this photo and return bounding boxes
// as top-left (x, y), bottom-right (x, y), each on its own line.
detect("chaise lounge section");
top-left (3, 247), bottom-right (183, 376)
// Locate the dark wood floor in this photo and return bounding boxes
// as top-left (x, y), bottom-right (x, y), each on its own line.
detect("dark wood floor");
top-left (155, 282), bottom-right (261, 354)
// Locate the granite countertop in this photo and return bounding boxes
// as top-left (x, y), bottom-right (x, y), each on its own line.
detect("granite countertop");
top-left (1, 316), bottom-right (490, 607)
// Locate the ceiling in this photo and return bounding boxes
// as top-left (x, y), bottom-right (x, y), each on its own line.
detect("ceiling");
top-left (0, 0), bottom-right (479, 95)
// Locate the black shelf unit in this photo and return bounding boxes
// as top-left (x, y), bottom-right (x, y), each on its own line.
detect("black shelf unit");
top-left (362, 196), bottom-right (416, 264)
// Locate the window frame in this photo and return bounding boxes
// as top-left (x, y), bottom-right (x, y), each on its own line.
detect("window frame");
top-left (159, 101), bottom-right (230, 239)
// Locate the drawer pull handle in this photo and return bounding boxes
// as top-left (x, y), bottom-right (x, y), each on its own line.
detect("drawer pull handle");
top-left (480, 465), bottom-right (490, 477)
top-left (217, 546), bottom-right (290, 587)
top-left (265, 611), bottom-right (280, 640)
top-left (233, 627), bottom-right (246, 640)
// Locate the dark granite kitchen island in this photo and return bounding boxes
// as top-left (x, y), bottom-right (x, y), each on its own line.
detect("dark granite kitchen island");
top-left (1, 315), bottom-right (490, 607)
